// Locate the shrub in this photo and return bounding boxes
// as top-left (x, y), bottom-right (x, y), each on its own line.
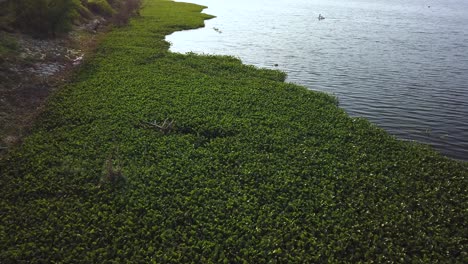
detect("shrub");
top-left (86, 0), bottom-right (115, 17)
top-left (0, 32), bottom-right (19, 55)
top-left (12, 0), bottom-right (78, 37)
top-left (0, 1), bottom-right (15, 31)
top-left (106, 0), bottom-right (123, 8)
top-left (112, 0), bottom-right (142, 26)
top-left (75, 1), bottom-right (94, 21)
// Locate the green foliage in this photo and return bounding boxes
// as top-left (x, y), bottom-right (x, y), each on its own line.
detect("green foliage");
top-left (105, 0), bottom-right (125, 8)
top-left (12, 0), bottom-right (77, 37)
top-left (0, 1), bottom-right (15, 31)
top-left (112, 0), bottom-right (142, 26)
top-left (86, 0), bottom-right (115, 17)
top-left (0, 0), bottom-right (466, 262)
top-left (1, 0), bottom-right (142, 36)
top-left (75, 0), bottom-right (94, 21)
top-left (0, 32), bottom-right (19, 56)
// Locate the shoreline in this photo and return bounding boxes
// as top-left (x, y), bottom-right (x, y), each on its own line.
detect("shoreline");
top-left (165, 0), bottom-right (468, 162)
top-left (0, 10), bottom-right (116, 157)
top-left (0, 0), bottom-right (466, 262)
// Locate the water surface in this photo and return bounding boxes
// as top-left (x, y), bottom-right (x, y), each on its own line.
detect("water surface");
top-left (167, 0), bottom-right (468, 161)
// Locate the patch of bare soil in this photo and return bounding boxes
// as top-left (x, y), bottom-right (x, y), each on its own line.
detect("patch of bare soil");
top-left (0, 21), bottom-right (107, 155)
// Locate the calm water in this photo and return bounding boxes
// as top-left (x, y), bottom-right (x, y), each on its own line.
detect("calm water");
top-left (167, 0), bottom-right (468, 161)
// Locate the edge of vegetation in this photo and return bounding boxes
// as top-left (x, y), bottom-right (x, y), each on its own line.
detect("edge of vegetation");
top-left (0, 0), bottom-right (466, 262)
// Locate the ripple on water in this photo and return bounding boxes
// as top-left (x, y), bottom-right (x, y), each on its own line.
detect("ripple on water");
top-left (167, 0), bottom-right (468, 161)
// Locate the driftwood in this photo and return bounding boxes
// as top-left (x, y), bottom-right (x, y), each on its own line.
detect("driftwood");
top-left (139, 119), bottom-right (175, 134)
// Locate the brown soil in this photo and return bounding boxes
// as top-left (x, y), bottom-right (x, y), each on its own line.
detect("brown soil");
top-left (0, 22), bottom-right (108, 156)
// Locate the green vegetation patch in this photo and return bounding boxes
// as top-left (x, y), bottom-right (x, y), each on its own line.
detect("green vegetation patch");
top-left (0, 32), bottom-right (19, 57)
top-left (0, 0), bottom-right (142, 37)
top-left (8, 0), bottom-right (79, 36)
top-left (87, 0), bottom-right (116, 17)
top-left (0, 0), bottom-right (466, 262)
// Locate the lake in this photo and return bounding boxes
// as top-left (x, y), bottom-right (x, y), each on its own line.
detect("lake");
top-left (167, 0), bottom-right (468, 161)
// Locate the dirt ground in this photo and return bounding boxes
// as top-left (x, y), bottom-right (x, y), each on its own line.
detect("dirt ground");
top-left (0, 23), bottom-right (106, 156)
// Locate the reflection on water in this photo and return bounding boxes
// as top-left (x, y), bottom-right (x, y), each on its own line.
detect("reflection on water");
top-left (167, 0), bottom-right (468, 161)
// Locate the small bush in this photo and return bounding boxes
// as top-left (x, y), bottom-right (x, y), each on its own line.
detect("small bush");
top-left (0, 1), bottom-right (15, 31)
top-left (12, 0), bottom-right (78, 37)
top-left (75, 1), bottom-right (94, 21)
top-left (112, 0), bottom-right (142, 26)
top-left (86, 0), bottom-right (115, 17)
top-left (106, 0), bottom-right (123, 8)
top-left (0, 32), bottom-right (19, 55)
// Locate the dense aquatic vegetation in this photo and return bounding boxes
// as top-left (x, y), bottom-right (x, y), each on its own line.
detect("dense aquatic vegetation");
top-left (0, 0), bottom-right (467, 262)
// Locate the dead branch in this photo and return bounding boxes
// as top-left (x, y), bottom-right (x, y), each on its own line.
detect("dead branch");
top-left (139, 118), bottom-right (175, 134)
